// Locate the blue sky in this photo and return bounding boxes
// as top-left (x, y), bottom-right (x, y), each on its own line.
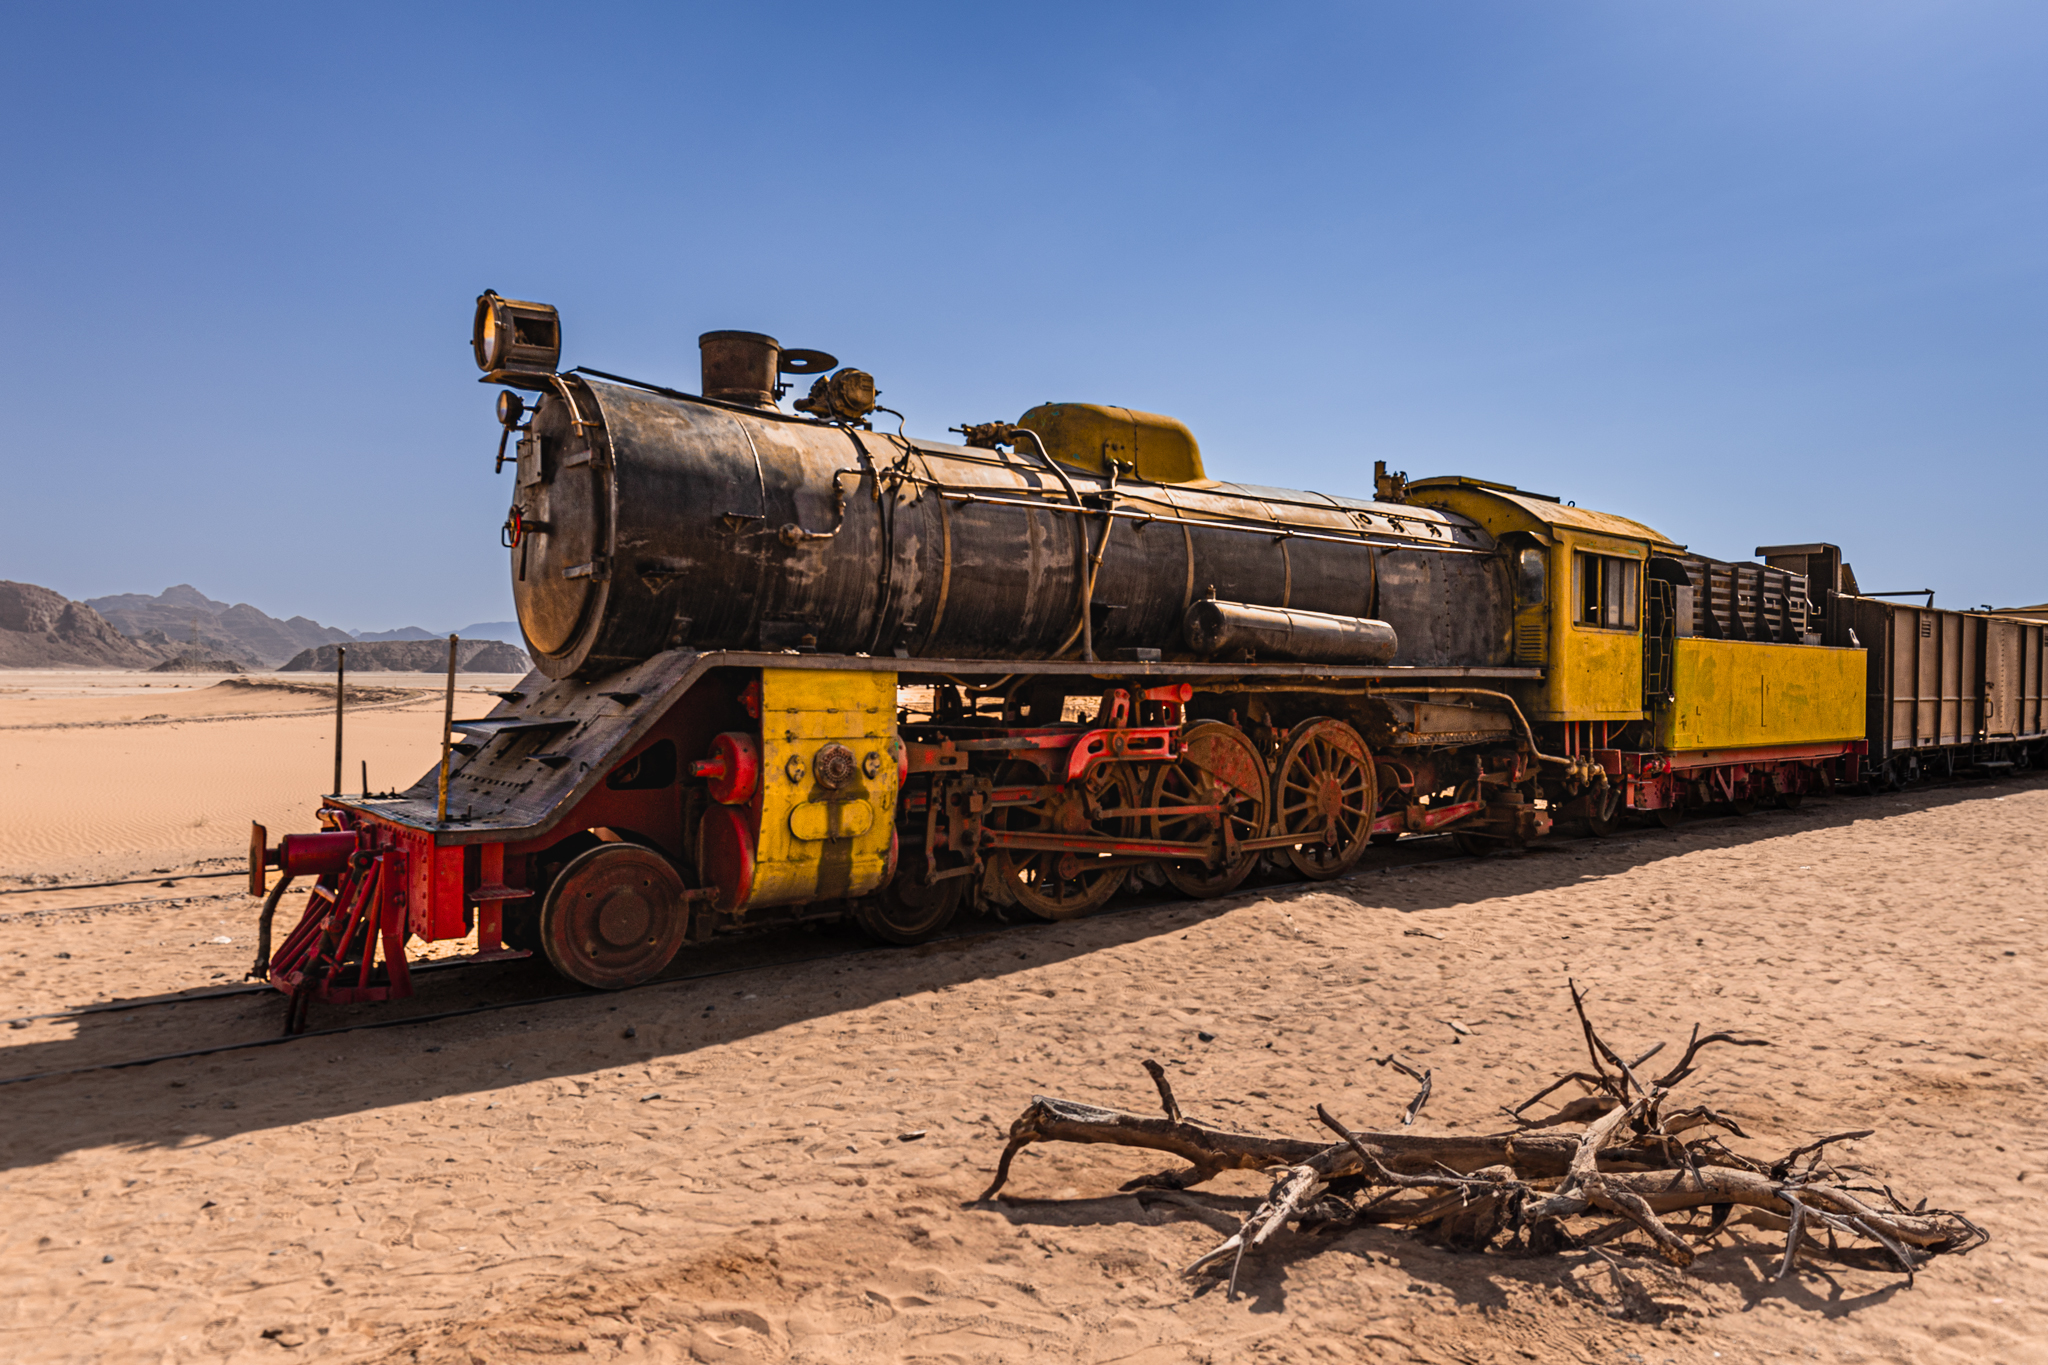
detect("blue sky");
top-left (3, 1), bottom-right (2043, 631)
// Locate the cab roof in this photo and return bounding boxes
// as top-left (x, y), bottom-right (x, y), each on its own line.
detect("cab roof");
top-left (1406, 475), bottom-right (1682, 551)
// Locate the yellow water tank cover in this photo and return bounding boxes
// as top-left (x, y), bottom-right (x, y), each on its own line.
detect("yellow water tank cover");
top-left (1016, 403), bottom-right (1206, 483)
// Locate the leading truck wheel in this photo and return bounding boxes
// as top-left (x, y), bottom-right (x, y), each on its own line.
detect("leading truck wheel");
top-left (539, 843), bottom-right (688, 989)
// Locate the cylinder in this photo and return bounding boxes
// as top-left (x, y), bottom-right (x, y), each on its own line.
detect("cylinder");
top-left (699, 331), bottom-right (781, 408)
top-left (507, 376), bottom-right (1511, 678)
top-left (1183, 599), bottom-right (1399, 663)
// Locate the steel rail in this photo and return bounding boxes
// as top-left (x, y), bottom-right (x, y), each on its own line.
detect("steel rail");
top-left (5, 952), bottom-right (498, 1026)
top-left (1, 889), bottom-right (252, 920)
top-left (0, 840), bottom-right (1484, 1086)
top-left (0, 951), bottom-right (849, 1086)
top-left (0, 869), bottom-right (249, 897)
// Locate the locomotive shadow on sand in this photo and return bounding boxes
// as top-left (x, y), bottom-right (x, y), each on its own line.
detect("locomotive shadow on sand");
top-left (22, 773), bottom-right (2046, 1170)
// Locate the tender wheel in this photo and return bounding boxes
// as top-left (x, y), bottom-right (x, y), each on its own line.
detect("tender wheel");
top-left (539, 843), bottom-right (688, 989)
top-left (991, 763), bottom-right (1139, 920)
top-left (854, 868), bottom-right (962, 945)
top-left (1151, 721), bottom-right (1271, 898)
top-left (1654, 805), bottom-right (1685, 829)
top-left (1271, 718), bottom-right (1377, 880)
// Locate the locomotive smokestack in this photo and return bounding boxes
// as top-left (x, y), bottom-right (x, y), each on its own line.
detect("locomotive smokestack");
top-left (699, 330), bottom-right (782, 408)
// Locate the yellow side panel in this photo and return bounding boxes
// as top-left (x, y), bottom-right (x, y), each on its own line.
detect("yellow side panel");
top-left (749, 668), bottom-right (899, 910)
top-left (1548, 626), bottom-right (1644, 721)
top-left (1657, 640), bottom-right (1865, 751)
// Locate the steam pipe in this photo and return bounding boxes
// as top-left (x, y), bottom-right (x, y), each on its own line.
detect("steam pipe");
top-left (1012, 427), bottom-right (1096, 662)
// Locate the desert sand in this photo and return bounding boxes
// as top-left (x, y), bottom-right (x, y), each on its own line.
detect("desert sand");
top-left (0, 679), bottom-right (2042, 1364)
top-left (0, 673), bottom-right (527, 891)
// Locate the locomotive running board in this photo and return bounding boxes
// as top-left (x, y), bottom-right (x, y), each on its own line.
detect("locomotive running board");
top-left (324, 648), bottom-right (1539, 851)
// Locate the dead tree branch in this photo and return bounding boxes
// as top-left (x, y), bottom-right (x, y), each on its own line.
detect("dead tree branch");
top-left (1372, 1054), bottom-right (1434, 1124)
top-left (977, 986), bottom-right (1987, 1298)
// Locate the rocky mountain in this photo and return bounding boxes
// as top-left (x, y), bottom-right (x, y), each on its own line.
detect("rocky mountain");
top-left (3, 580), bottom-right (528, 670)
top-left (279, 639), bottom-right (532, 673)
top-left (0, 581), bottom-right (167, 669)
top-left (149, 654), bottom-right (245, 673)
top-left (349, 620), bottom-right (524, 646)
top-left (87, 584), bottom-right (353, 669)
top-left (453, 621), bottom-right (524, 647)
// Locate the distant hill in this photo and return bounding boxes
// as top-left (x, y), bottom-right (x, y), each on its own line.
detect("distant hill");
top-left (0, 581), bottom-right (167, 669)
top-left (350, 626), bottom-right (440, 642)
top-left (149, 654), bottom-right (245, 673)
top-left (88, 584), bottom-right (352, 668)
top-left (280, 639), bottom-right (532, 673)
top-left (82, 585), bottom-right (530, 666)
top-left (346, 621), bottom-right (525, 646)
top-left (453, 621), bottom-right (524, 647)
top-left (6, 581), bottom-right (528, 669)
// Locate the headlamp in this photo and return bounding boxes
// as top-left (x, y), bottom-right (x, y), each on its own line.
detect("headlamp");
top-left (472, 290), bottom-right (562, 377)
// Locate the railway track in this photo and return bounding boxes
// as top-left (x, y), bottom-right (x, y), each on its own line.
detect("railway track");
top-left (0, 834), bottom-right (1478, 1087)
top-left (10, 773), bottom-right (2021, 1089)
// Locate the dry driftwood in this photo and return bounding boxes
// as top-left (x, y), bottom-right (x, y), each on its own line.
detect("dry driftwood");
top-left (979, 983), bottom-right (1986, 1300)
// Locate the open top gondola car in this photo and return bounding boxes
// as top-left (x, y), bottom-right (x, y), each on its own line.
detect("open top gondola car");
top-left (1762, 544), bottom-right (2048, 785)
top-left (249, 293), bottom-right (1873, 1028)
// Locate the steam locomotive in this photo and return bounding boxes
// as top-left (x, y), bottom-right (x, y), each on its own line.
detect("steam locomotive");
top-left (249, 292), bottom-right (2045, 1026)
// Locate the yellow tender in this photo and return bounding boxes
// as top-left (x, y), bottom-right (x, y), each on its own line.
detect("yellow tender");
top-left (1407, 476), bottom-right (1867, 749)
top-left (1659, 639), bottom-right (1865, 751)
top-left (747, 667), bottom-right (900, 910)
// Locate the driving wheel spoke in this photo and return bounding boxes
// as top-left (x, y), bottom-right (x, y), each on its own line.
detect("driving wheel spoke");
top-left (992, 762), bottom-right (1137, 920)
top-left (1271, 718), bottom-right (1377, 880)
top-left (1150, 721), bottom-right (1270, 899)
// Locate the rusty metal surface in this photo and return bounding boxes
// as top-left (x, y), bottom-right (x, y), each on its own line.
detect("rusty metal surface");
top-left (1669, 553), bottom-right (1813, 643)
top-left (697, 330), bottom-right (789, 409)
top-left (1182, 599), bottom-right (1398, 663)
top-left (338, 650), bottom-right (708, 843)
top-left (508, 377), bottom-right (1515, 679)
top-left (1834, 594), bottom-right (2048, 757)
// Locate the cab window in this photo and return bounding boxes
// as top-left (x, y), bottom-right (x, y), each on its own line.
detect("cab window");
top-left (1515, 546), bottom-right (1547, 604)
top-left (1574, 553), bottom-right (1639, 630)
